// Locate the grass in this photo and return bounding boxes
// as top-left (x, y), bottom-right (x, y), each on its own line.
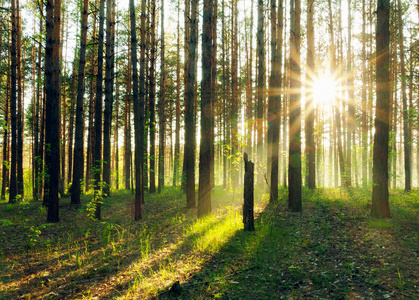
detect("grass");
top-left (0, 186), bottom-right (418, 299)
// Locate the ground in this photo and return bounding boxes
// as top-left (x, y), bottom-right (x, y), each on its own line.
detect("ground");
top-left (0, 186), bottom-right (418, 299)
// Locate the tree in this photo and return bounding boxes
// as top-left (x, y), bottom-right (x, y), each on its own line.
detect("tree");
top-left (129, 0), bottom-right (145, 220)
top-left (149, 0), bottom-right (156, 193)
top-left (256, 0), bottom-right (265, 186)
top-left (198, 0), bottom-right (215, 218)
top-left (184, 0), bottom-right (197, 209)
top-left (103, 0), bottom-right (115, 197)
top-left (9, 0), bottom-right (18, 203)
top-left (173, 1), bottom-right (181, 187)
top-left (45, 0), bottom-right (61, 222)
top-left (305, 0), bottom-right (315, 190)
top-left (71, 0), bottom-right (90, 206)
top-left (288, 0), bottom-right (302, 212)
top-left (397, 0), bottom-right (411, 191)
top-left (93, 0), bottom-right (105, 220)
top-left (371, 0), bottom-right (391, 218)
top-left (158, 0), bottom-right (166, 193)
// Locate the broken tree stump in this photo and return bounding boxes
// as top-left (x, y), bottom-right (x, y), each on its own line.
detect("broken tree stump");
top-left (243, 153), bottom-right (255, 231)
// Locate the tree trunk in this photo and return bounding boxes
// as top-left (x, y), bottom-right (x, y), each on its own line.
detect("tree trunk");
top-left (45, 0), bottom-right (61, 222)
top-left (173, 2), bottom-right (181, 187)
top-left (243, 153), bottom-right (255, 231)
top-left (346, 0), bottom-right (354, 187)
top-left (256, 0), bottom-right (265, 186)
top-left (9, 0), bottom-right (18, 203)
top-left (71, 0), bottom-right (90, 206)
top-left (288, 0), bottom-right (302, 212)
top-left (103, 0), bottom-right (115, 197)
top-left (305, 0), bottom-right (315, 189)
top-left (231, 0), bottom-right (239, 190)
top-left (17, 0), bottom-right (24, 197)
top-left (198, 0), bottom-right (215, 217)
top-left (185, 0), bottom-right (197, 209)
top-left (158, 0), bottom-right (166, 193)
top-left (371, 0), bottom-right (391, 218)
top-left (397, 0), bottom-right (411, 191)
top-left (130, 0), bottom-right (145, 220)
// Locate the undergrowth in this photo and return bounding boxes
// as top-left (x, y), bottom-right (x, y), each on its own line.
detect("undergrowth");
top-left (0, 186), bottom-right (417, 299)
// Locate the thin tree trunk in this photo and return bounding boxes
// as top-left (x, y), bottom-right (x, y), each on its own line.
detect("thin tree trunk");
top-left (305, 0), bottom-right (315, 189)
top-left (185, 0), bottom-right (197, 209)
top-left (397, 0), bottom-right (411, 191)
top-left (103, 0), bottom-right (115, 197)
top-left (17, 0), bottom-right (24, 197)
top-left (149, 0), bottom-right (156, 193)
top-left (173, 1), bottom-right (181, 187)
top-left (71, 0), bottom-right (90, 206)
top-left (158, 0), bottom-right (166, 193)
top-left (9, 0), bottom-right (18, 203)
top-left (288, 0), bottom-right (302, 212)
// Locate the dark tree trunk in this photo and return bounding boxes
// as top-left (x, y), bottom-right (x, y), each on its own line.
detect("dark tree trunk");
top-left (45, 0), bottom-right (61, 222)
top-left (158, 0), bottom-right (166, 193)
top-left (130, 0), bottom-right (145, 220)
top-left (305, 0), bottom-right (315, 189)
top-left (185, 0), bottom-right (197, 209)
top-left (173, 2), bottom-right (181, 187)
top-left (231, 0), bottom-right (239, 190)
top-left (256, 0), bottom-right (265, 186)
top-left (71, 0), bottom-right (90, 206)
top-left (67, 56), bottom-right (77, 190)
top-left (149, 0), bottom-right (156, 193)
top-left (243, 153), bottom-right (255, 231)
top-left (9, 0), bottom-right (18, 203)
top-left (288, 0), bottom-right (302, 212)
top-left (103, 0), bottom-right (115, 197)
top-left (198, 0), bottom-right (215, 217)
top-left (17, 0), bottom-right (24, 197)
top-left (371, 0), bottom-right (391, 218)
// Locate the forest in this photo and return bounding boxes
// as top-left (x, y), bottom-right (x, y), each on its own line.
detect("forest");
top-left (0, 0), bottom-right (418, 298)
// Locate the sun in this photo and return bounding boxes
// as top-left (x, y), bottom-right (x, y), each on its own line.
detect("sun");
top-left (311, 74), bottom-right (338, 106)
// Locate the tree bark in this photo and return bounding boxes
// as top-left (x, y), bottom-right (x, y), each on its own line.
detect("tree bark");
top-left (371, 0), bottom-right (391, 218)
top-left (103, 0), bottom-right (115, 197)
top-left (198, 0), bottom-right (214, 217)
top-left (288, 0), bottom-right (302, 212)
top-left (158, 0), bottom-right (166, 193)
top-left (397, 0), bottom-right (411, 191)
top-left (305, 0), bottom-right (315, 189)
top-left (45, 0), bottom-right (61, 222)
top-left (243, 153), bottom-right (255, 231)
top-left (185, 0), bottom-right (197, 209)
top-left (71, 0), bottom-right (90, 206)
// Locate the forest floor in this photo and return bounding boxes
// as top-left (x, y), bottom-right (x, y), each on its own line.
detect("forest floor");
top-left (0, 186), bottom-right (418, 299)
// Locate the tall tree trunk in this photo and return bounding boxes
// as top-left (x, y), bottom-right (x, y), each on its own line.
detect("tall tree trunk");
top-left (124, 34), bottom-right (132, 190)
top-left (346, 0), bottom-right (354, 187)
top-left (268, 0), bottom-right (281, 202)
top-left (198, 0), bottom-right (215, 217)
top-left (158, 0), bottom-right (166, 193)
top-left (71, 0), bottom-right (90, 206)
top-left (16, 0), bottom-right (24, 197)
top-left (94, 0), bottom-right (105, 219)
top-left (256, 0), bottom-right (265, 186)
top-left (1, 37), bottom-right (10, 200)
top-left (288, 0), bottom-right (302, 212)
top-left (245, 0), bottom-right (254, 158)
top-left (45, 0), bottom-right (61, 222)
top-left (371, 0), bottom-right (391, 218)
top-left (9, 0), bottom-right (18, 203)
top-left (231, 0), bottom-right (238, 189)
top-left (185, 0), bottom-right (197, 209)
top-left (130, 0), bottom-right (145, 220)
top-left (173, 2), bottom-right (181, 187)
top-left (305, 0), bottom-right (315, 189)
top-left (103, 0), bottom-right (115, 197)
top-left (149, 0), bottom-right (156, 193)
top-left (397, 0), bottom-right (411, 191)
